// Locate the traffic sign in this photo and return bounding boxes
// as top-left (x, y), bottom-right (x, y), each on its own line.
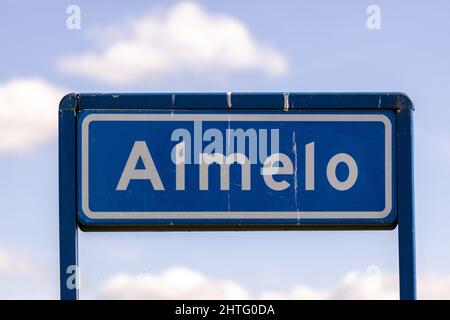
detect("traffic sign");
top-left (58, 92), bottom-right (416, 299)
top-left (78, 111), bottom-right (395, 229)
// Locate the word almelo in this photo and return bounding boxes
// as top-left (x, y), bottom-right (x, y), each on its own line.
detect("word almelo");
top-left (116, 137), bottom-right (359, 192)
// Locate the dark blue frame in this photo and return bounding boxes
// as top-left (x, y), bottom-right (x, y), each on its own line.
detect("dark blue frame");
top-left (59, 92), bottom-right (415, 300)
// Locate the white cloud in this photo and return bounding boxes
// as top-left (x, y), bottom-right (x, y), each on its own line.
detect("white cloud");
top-left (96, 266), bottom-right (397, 300)
top-left (0, 247), bottom-right (57, 299)
top-left (0, 78), bottom-right (64, 153)
top-left (58, 2), bottom-right (288, 85)
top-left (261, 266), bottom-right (398, 300)
top-left (99, 267), bottom-right (250, 300)
top-left (0, 247), bottom-right (30, 274)
top-left (419, 274), bottom-right (450, 299)
top-left (96, 266), bottom-right (450, 300)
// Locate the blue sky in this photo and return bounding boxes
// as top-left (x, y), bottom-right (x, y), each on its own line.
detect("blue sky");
top-left (0, 0), bottom-right (449, 299)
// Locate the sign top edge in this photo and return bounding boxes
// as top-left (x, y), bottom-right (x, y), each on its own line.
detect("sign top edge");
top-left (65, 92), bottom-right (414, 111)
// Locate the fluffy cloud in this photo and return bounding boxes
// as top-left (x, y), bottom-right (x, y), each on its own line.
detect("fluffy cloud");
top-left (0, 247), bottom-right (57, 299)
top-left (97, 266), bottom-right (450, 300)
top-left (0, 78), bottom-right (64, 153)
top-left (97, 266), bottom-right (395, 300)
top-left (58, 2), bottom-right (288, 85)
top-left (99, 267), bottom-right (250, 300)
top-left (419, 274), bottom-right (450, 299)
top-left (261, 267), bottom-right (398, 300)
top-left (0, 247), bottom-right (30, 274)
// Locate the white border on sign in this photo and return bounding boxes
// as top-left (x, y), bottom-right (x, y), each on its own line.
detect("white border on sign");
top-left (81, 113), bottom-right (392, 220)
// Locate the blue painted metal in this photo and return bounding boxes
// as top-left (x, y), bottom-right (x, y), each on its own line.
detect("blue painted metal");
top-left (77, 110), bottom-right (396, 229)
top-left (77, 92), bottom-right (413, 110)
top-left (58, 92), bottom-right (415, 300)
top-left (58, 93), bottom-right (79, 300)
top-left (397, 108), bottom-right (416, 300)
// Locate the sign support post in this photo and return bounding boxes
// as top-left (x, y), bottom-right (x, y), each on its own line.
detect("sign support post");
top-left (397, 108), bottom-right (416, 300)
top-left (59, 93), bottom-right (79, 300)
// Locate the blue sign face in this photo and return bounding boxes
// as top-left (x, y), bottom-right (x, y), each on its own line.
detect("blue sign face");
top-left (78, 111), bottom-right (396, 228)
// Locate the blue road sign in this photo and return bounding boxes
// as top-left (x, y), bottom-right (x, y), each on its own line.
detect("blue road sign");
top-left (59, 93), bottom-right (416, 299)
top-left (78, 111), bottom-right (395, 228)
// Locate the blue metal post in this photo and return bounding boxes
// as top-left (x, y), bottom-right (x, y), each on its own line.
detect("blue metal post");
top-left (397, 109), bottom-right (416, 300)
top-left (59, 94), bottom-right (79, 300)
